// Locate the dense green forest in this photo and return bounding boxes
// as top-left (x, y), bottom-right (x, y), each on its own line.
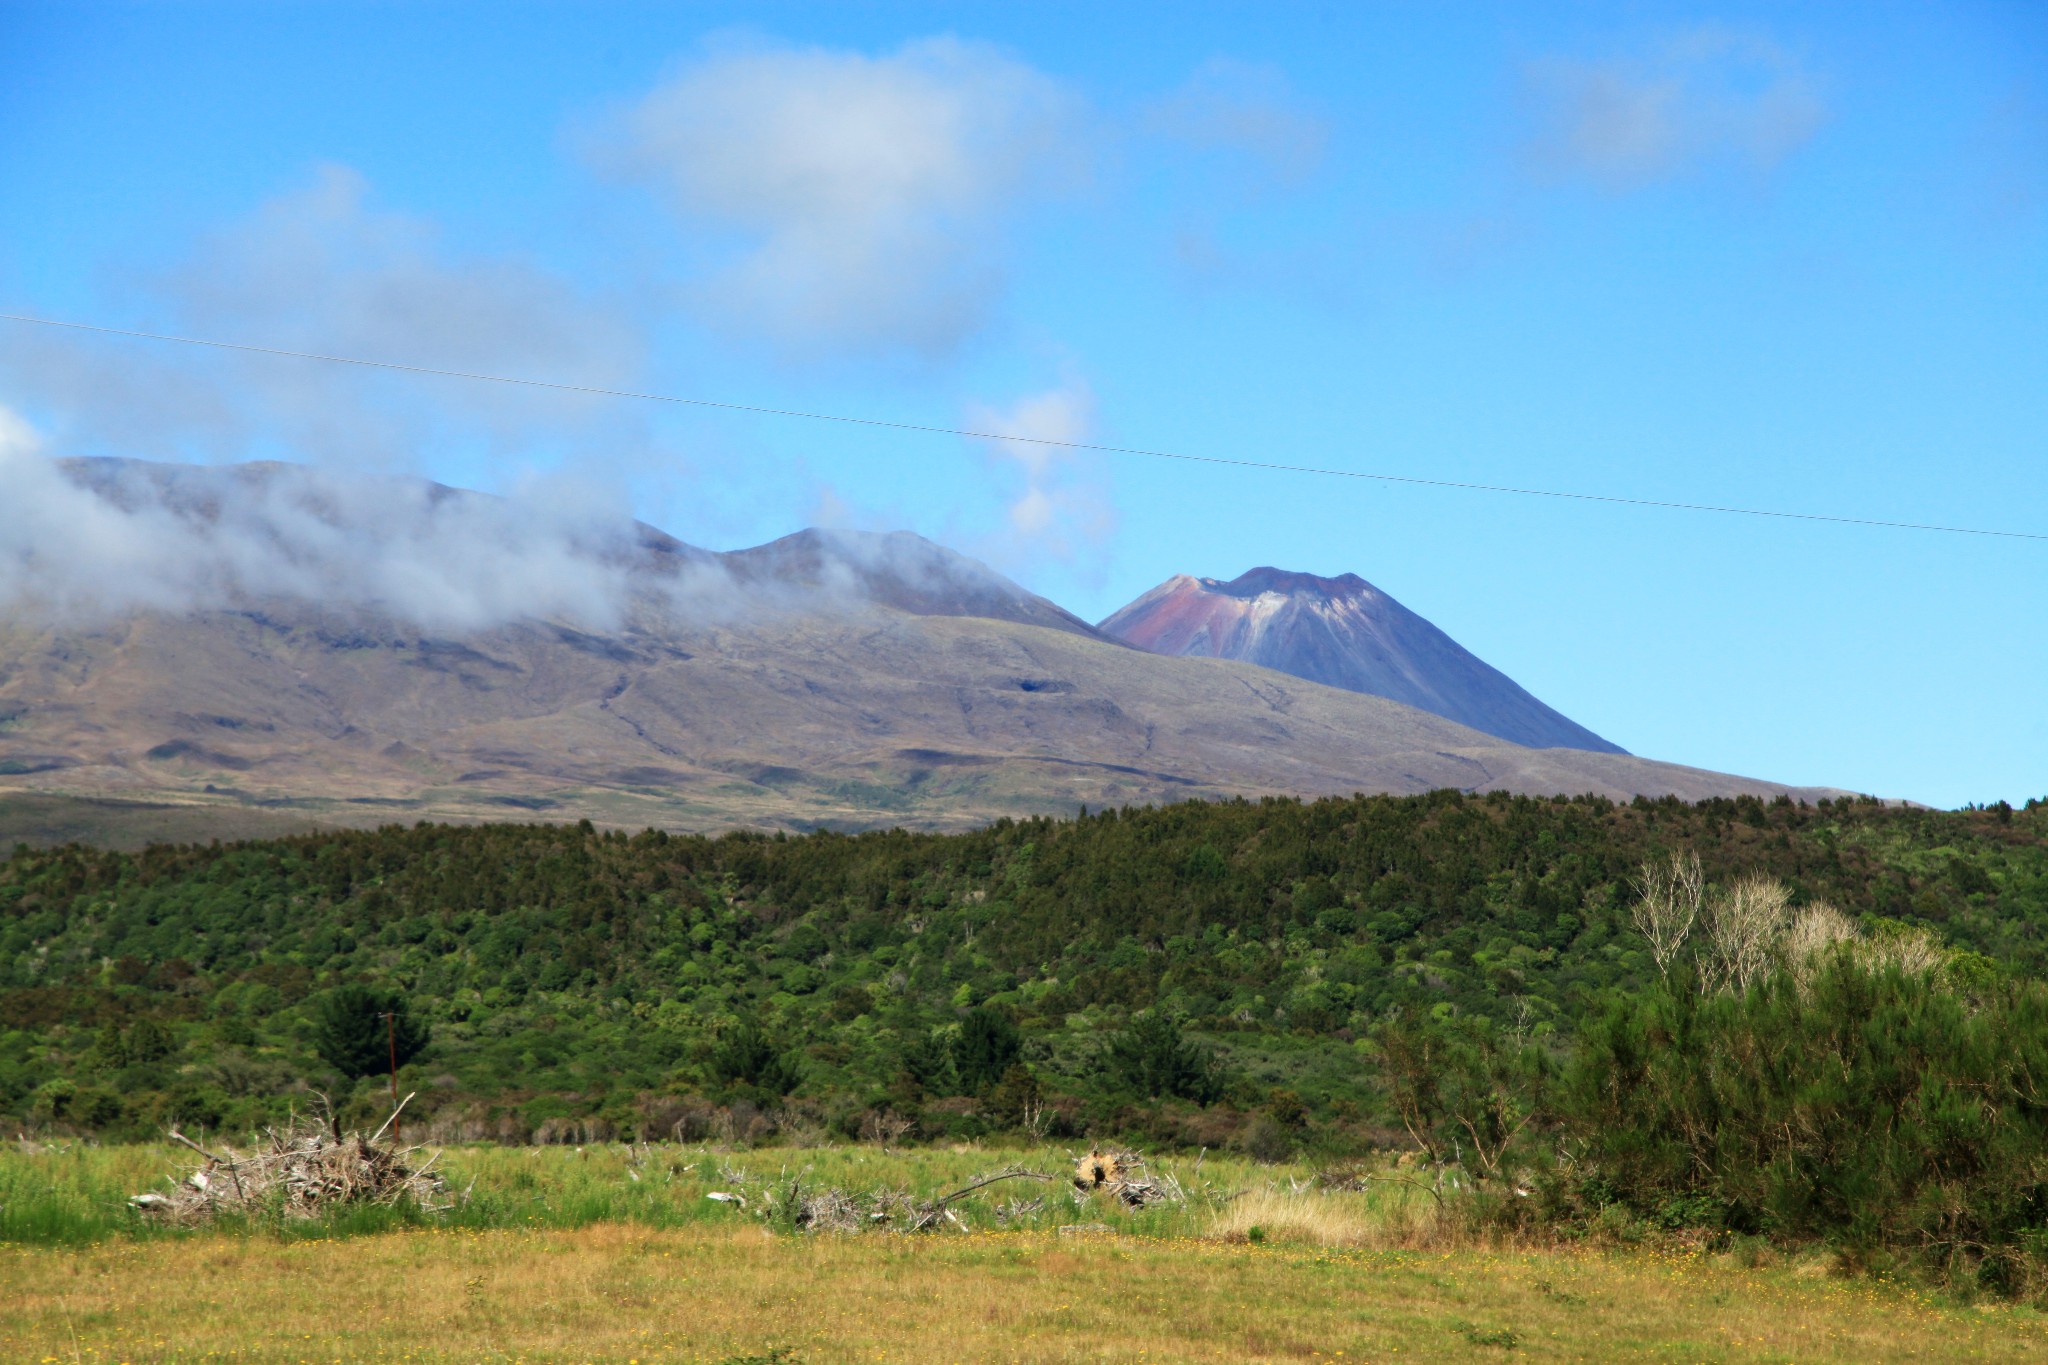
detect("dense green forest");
top-left (4, 789), bottom-right (2042, 1156)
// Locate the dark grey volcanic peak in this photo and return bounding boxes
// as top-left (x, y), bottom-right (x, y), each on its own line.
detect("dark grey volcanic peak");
top-left (1099, 568), bottom-right (1625, 755)
top-left (723, 528), bottom-right (1111, 640)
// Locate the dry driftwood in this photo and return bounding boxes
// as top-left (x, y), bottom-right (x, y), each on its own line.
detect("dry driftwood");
top-left (900, 1166), bottom-right (1058, 1232)
top-left (130, 1097), bottom-right (449, 1225)
top-left (993, 1194), bottom-right (1047, 1222)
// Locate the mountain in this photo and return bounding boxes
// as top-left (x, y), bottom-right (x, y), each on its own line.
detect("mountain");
top-left (1099, 568), bottom-right (1624, 754)
top-left (0, 600), bottom-right (1843, 842)
top-left (0, 459), bottom-right (1850, 843)
top-left (722, 528), bottom-right (1108, 640)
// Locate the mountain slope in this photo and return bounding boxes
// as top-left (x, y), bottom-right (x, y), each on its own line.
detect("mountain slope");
top-left (1100, 568), bottom-right (1623, 753)
top-left (0, 458), bottom-right (1850, 836)
top-left (0, 601), bottom-right (1842, 835)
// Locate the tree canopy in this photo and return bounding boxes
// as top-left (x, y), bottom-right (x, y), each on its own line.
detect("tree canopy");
top-left (0, 790), bottom-right (2039, 1150)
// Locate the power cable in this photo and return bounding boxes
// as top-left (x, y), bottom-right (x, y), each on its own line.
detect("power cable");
top-left (1, 310), bottom-right (2040, 542)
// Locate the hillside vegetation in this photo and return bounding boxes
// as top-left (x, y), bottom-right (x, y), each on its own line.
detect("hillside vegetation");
top-left (3, 790), bottom-right (2039, 1144)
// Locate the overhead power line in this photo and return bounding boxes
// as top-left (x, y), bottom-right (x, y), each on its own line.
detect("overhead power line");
top-left (2, 310), bottom-right (2040, 543)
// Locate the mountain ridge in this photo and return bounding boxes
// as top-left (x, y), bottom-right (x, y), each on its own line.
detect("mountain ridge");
top-left (0, 458), bottom-right (1856, 837)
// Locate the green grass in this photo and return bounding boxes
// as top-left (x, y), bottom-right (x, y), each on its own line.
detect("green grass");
top-left (0, 1139), bottom-right (1300, 1246)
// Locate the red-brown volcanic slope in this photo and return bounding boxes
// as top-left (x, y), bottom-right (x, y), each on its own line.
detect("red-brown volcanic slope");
top-left (1101, 568), bottom-right (1624, 754)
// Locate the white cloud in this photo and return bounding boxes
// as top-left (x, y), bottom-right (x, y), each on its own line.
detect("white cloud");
top-left (1524, 28), bottom-right (1827, 190)
top-left (1, 165), bottom-right (650, 471)
top-left (1146, 58), bottom-right (1329, 187)
top-left (0, 408), bottom-right (695, 632)
top-left (596, 35), bottom-right (1087, 359)
top-left (967, 380), bottom-right (1114, 566)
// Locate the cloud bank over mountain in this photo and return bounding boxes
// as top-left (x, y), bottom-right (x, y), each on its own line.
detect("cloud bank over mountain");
top-left (0, 429), bottom-right (670, 632)
top-left (0, 436), bottom-right (1107, 638)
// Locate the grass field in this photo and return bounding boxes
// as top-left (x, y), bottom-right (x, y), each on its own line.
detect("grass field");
top-left (3, 1143), bottom-right (2045, 1363)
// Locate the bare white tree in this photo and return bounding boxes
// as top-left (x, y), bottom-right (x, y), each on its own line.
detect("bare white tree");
top-left (1781, 901), bottom-right (1859, 991)
top-left (1864, 926), bottom-right (1947, 979)
top-left (1713, 890), bottom-right (1952, 998)
top-left (1629, 850), bottom-right (1705, 973)
top-left (1702, 874), bottom-right (1793, 994)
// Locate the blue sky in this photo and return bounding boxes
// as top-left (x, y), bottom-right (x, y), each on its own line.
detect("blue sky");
top-left (1, 1), bottom-right (2043, 807)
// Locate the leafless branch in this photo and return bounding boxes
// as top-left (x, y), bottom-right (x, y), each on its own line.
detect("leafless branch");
top-left (1630, 850), bottom-right (1704, 972)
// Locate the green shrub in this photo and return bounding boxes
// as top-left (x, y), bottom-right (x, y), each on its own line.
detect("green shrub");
top-left (1102, 1011), bottom-right (1219, 1103)
top-left (313, 985), bottom-right (427, 1080)
top-left (952, 1008), bottom-right (1022, 1095)
top-left (1551, 957), bottom-right (2048, 1289)
top-left (710, 1017), bottom-right (800, 1096)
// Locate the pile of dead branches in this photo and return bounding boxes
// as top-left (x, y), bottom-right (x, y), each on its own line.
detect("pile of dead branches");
top-left (1070, 1148), bottom-right (1180, 1208)
top-left (129, 1099), bottom-right (449, 1225)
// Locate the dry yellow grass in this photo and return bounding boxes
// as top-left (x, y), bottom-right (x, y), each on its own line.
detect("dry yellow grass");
top-left (1207, 1185), bottom-right (1452, 1249)
top-left (5, 1221), bottom-right (2046, 1364)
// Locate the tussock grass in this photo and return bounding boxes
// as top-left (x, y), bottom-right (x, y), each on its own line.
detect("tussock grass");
top-left (1207, 1182), bottom-right (1451, 1249)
